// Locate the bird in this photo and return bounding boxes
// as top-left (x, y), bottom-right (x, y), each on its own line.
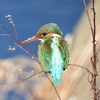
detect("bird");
top-left (21, 23), bottom-right (69, 85)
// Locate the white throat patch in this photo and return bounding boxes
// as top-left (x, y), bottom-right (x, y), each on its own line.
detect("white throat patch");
top-left (52, 34), bottom-right (62, 38)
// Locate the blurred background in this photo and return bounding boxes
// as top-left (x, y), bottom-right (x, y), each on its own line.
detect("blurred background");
top-left (0, 0), bottom-right (100, 100)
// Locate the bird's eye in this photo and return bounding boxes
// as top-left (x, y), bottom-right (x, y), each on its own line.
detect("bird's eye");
top-left (43, 32), bottom-right (47, 36)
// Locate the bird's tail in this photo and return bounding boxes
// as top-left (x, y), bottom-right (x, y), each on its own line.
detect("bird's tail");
top-left (50, 64), bottom-right (63, 85)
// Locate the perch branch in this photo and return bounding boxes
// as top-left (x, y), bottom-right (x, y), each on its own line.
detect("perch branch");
top-left (0, 21), bottom-right (61, 100)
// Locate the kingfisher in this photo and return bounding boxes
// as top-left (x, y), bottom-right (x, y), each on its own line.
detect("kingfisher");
top-left (21, 23), bottom-right (69, 85)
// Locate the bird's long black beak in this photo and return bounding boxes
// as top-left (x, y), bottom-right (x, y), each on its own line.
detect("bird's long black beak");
top-left (21, 35), bottom-right (39, 45)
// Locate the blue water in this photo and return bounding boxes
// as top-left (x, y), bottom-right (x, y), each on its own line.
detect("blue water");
top-left (0, 0), bottom-right (89, 59)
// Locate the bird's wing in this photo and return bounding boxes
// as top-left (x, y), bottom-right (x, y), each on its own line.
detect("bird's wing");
top-left (59, 38), bottom-right (69, 69)
top-left (38, 40), bottom-right (52, 71)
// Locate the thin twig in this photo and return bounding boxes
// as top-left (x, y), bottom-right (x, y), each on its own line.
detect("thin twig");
top-left (82, 0), bottom-right (99, 99)
top-left (15, 43), bottom-right (41, 66)
top-left (69, 63), bottom-right (100, 99)
top-left (69, 64), bottom-right (93, 75)
top-left (5, 15), bottom-right (18, 40)
top-left (92, 0), bottom-right (98, 99)
top-left (0, 70), bottom-right (44, 91)
top-left (45, 73), bottom-right (61, 100)
top-left (9, 70), bottom-right (44, 85)
top-left (92, 0), bottom-right (98, 75)
top-left (0, 23), bottom-right (61, 100)
top-left (0, 24), bottom-right (41, 66)
top-left (83, 0), bottom-right (94, 37)
top-left (0, 34), bottom-right (10, 36)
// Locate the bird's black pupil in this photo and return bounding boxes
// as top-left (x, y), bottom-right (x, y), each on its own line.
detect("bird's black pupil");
top-left (43, 32), bottom-right (47, 36)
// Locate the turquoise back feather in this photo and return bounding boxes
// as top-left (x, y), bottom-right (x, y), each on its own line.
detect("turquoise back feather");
top-left (50, 37), bottom-right (63, 85)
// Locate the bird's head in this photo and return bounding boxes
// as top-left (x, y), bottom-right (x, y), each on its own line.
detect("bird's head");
top-left (21, 23), bottom-right (62, 44)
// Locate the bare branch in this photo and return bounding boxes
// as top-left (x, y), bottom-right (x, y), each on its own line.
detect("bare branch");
top-left (9, 70), bottom-right (44, 85)
top-left (45, 73), bottom-right (61, 100)
top-left (15, 43), bottom-right (42, 67)
top-left (69, 64), bottom-right (93, 74)
top-left (0, 70), bottom-right (44, 91)
top-left (0, 34), bottom-right (10, 36)
top-left (0, 23), bottom-right (61, 100)
top-left (0, 24), bottom-right (41, 67)
top-left (0, 24), bottom-right (19, 42)
top-left (5, 14), bottom-right (18, 39)
top-left (82, 0), bottom-right (94, 36)
top-left (83, 0), bottom-right (99, 99)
